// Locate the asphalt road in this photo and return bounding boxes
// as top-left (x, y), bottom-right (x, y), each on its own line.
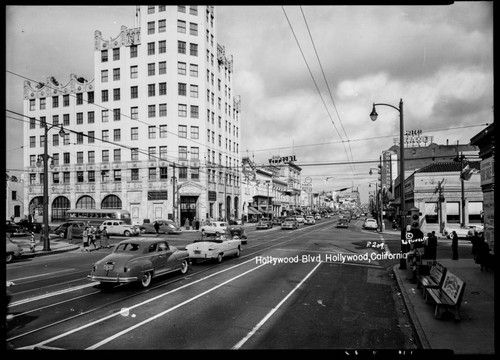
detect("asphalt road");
top-left (6, 217), bottom-right (472, 350)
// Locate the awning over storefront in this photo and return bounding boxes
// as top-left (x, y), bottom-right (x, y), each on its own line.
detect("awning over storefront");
top-left (248, 207), bottom-right (262, 215)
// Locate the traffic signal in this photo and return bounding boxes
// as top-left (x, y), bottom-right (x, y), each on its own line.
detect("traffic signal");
top-left (410, 207), bottom-right (421, 230)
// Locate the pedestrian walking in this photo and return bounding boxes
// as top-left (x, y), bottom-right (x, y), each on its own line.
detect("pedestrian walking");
top-left (89, 226), bottom-right (97, 249)
top-left (101, 226), bottom-right (110, 248)
top-left (30, 232), bottom-right (36, 252)
top-left (476, 237), bottom-right (491, 271)
top-left (82, 227), bottom-right (90, 252)
top-left (470, 231), bottom-right (481, 261)
top-left (154, 221), bottom-right (160, 236)
top-left (426, 231), bottom-right (438, 260)
top-left (184, 218), bottom-right (190, 230)
top-left (451, 231), bottom-right (459, 260)
top-left (67, 223), bottom-right (73, 242)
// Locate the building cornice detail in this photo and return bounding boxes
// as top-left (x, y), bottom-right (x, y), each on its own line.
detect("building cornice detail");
top-left (24, 74), bottom-right (95, 100)
top-left (94, 26), bottom-right (141, 51)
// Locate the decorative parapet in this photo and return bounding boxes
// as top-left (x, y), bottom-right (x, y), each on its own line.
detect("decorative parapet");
top-left (24, 74), bottom-right (94, 100)
top-left (207, 5), bottom-right (214, 16)
top-left (94, 25), bottom-right (141, 51)
top-left (217, 43), bottom-right (233, 73)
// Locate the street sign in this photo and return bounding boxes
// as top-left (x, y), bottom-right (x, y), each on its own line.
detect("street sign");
top-left (398, 210), bottom-right (412, 216)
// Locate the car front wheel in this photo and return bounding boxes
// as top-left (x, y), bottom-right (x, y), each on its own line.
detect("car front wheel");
top-left (216, 253), bottom-right (223, 263)
top-left (124, 230), bottom-right (131, 237)
top-left (6, 253), bottom-right (14, 264)
top-left (180, 260), bottom-right (188, 274)
top-left (140, 272), bottom-right (152, 288)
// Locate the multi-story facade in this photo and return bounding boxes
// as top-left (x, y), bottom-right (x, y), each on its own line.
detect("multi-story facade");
top-left (22, 5), bottom-right (241, 226)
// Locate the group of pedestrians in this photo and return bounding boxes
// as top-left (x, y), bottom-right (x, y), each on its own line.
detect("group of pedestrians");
top-left (470, 231), bottom-right (491, 271)
top-left (80, 225), bottom-right (110, 252)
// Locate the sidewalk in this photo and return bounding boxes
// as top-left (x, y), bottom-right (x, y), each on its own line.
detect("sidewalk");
top-left (393, 258), bottom-right (495, 355)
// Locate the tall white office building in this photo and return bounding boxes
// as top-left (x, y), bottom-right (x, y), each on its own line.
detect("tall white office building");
top-left (23, 5), bottom-right (242, 226)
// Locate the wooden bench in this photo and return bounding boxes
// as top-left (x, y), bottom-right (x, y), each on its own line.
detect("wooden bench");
top-left (425, 270), bottom-right (466, 320)
top-left (416, 261), bottom-right (447, 297)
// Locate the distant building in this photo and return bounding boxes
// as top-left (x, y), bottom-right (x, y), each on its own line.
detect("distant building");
top-left (5, 173), bottom-right (24, 221)
top-left (22, 6), bottom-right (241, 225)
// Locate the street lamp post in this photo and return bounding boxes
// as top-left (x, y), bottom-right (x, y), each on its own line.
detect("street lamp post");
top-left (36, 124), bottom-right (66, 251)
top-left (370, 98), bottom-right (406, 268)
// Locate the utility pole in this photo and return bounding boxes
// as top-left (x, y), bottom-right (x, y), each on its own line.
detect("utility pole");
top-left (171, 162), bottom-right (176, 226)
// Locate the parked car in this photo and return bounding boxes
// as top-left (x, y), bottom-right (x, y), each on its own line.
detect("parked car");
top-left (100, 220), bottom-right (139, 237)
top-left (272, 217), bottom-right (284, 225)
top-left (256, 218), bottom-right (273, 230)
top-left (200, 221), bottom-right (228, 236)
top-left (336, 218), bottom-right (349, 228)
top-left (6, 238), bottom-right (23, 263)
top-left (304, 216), bottom-right (316, 225)
top-left (228, 225), bottom-right (248, 244)
top-left (295, 215), bottom-right (305, 224)
top-left (443, 225), bottom-right (481, 239)
top-left (314, 214), bottom-right (321, 220)
top-left (281, 217), bottom-right (299, 230)
top-left (88, 238), bottom-right (189, 289)
top-left (185, 231), bottom-right (242, 263)
top-left (52, 221), bottom-right (88, 238)
top-left (363, 218), bottom-right (378, 230)
top-left (138, 220), bottom-right (182, 235)
top-left (466, 225), bottom-right (484, 238)
top-left (5, 220), bottom-right (27, 236)
top-left (15, 219), bottom-right (45, 233)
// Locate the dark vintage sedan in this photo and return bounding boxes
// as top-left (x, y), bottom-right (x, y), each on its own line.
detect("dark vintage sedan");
top-left (5, 220), bottom-right (27, 236)
top-left (137, 220), bottom-right (182, 235)
top-left (88, 238), bottom-right (189, 289)
top-left (228, 225), bottom-right (248, 244)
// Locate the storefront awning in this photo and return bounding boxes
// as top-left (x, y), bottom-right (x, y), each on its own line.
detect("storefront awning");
top-left (248, 207), bottom-right (262, 215)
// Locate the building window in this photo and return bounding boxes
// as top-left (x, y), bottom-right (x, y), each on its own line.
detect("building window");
top-left (88, 171), bottom-right (95, 183)
top-left (88, 111), bottom-right (95, 124)
top-left (179, 146), bottom-right (188, 160)
top-left (88, 92), bottom-right (94, 104)
top-left (158, 19), bottom-right (166, 33)
top-left (178, 83), bottom-right (187, 96)
top-left (77, 112), bottom-right (83, 125)
top-left (148, 147), bottom-right (156, 160)
top-left (159, 40), bottom-right (166, 53)
top-left (63, 95), bottom-right (70, 106)
top-left (179, 167), bottom-right (188, 180)
top-left (178, 104), bottom-right (187, 117)
top-left (131, 148), bottom-right (139, 161)
top-left (190, 6), bottom-right (198, 15)
top-left (52, 96), bottom-right (59, 108)
top-left (76, 93), bottom-right (83, 105)
top-left (114, 129), bottom-right (121, 141)
top-left (77, 171), bottom-right (84, 183)
top-left (159, 125), bottom-right (167, 138)
top-left (63, 172), bottom-right (70, 184)
top-left (131, 107), bottom-right (138, 120)
top-left (102, 150), bottom-right (109, 162)
top-left (29, 117), bottom-right (36, 129)
top-left (88, 151), bottom-right (95, 163)
top-left (130, 65), bottom-right (138, 78)
top-left (101, 50), bottom-right (108, 62)
top-left (101, 170), bottom-right (110, 182)
top-left (148, 104), bottom-right (156, 118)
top-left (52, 134), bottom-right (59, 147)
top-left (113, 68), bottom-right (120, 81)
top-left (63, 114), bottom-right (70, 126)
top-left (63, 152), bottom-right (70, 164)
top-left (30, 155), bottom-right (36, 166)
top-left (114, 149), bottom-right (121, 161)
top-left (102, 130), bottom-right (109, 142)
top-left (468, 201), bottom-right (483, 224)
top-left (147, 6), bottom-right (155, 14)
top-left (190, 147), bottom-right (199, 160)
top-left (113, 88), bottom-right (120, 101)
top-left (190, 64), bottom-right (198, 77)
top-left (178, 41), bottom-right (186, 54)
top-left (159, 82), bottom-right (167, 96)
top-left (179, 125), bottom-right (187, 138)
top-left (53, 173), bottom-right (59, 184)
top-left (131, 127), bottom-right (138, 140)
top-left (148, 21), bottom-right (155, 35)
top-left (113, 48), bottom-right (120, 61)
top-left (113, 108), bottom-right (121, 121)
top-left (177, 20), bottom-right (186, 33)
top-left (178, 5), bottom-right (186, 13)
top-left (190, 105), bottom-right (199, 118)
top-left (160, 167), bottom-right (168, 179)
top-left (29, 99), bottom-right (35, 111)
top-left (63, 133), bottom-right (70, 145)
top-left (190, 43), bottom-right (198, 56)
top-left (148, 42), bottom-right (155, 55)
top-left (101, 70), bottom-right (108, 82)
top-left (159, 61), bottom-right (166, 74)
top-left (149, 168), bottom-right (157, 181)
top-left (77, 132), bottom-right (84, 144)
top-left (148, 63), bottom-right (155, 76)
top-left (191, 167), bottom-right (199, 180)
top-left (190, 22), bottom-right (198, 36)
top-left (178, 62), bottom-right (186, 75)
top-left (131, 86), bottom-right (138, 99)
top-left (148, 84), bottom-right (156, 97)
top-left (190, 84), bottom-right (198, 98)
top-left (102, 90), bottom-right (108, 102)
top-left (148, 126), bottom-right (157, 139)
top-left (191, 126), bottom-right (199, 139)
top-left (131, 168), bottom-right (139, 181)
top-left (159, 146), bottom-right (168, 160)
top-left (446, 202), bottom-right (460, 224)
top-left (159, 103), bottom-right (167, 117)
top-left (130, 45), bottom-right (137, 58)
top-left (102, 110), bottom-right (109, 122)
top-left (40, 116), bottom-right (46, 129)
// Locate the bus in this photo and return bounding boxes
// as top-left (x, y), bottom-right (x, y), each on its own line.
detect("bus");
top-left (65, 209), bottom-right (132, 225)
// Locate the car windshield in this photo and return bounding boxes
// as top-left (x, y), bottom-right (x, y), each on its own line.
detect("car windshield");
top-left (114, 243), bottom-right (142, 252)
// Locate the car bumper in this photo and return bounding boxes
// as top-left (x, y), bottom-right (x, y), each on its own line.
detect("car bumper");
top-left (88, 274), bottom-right (138, 284)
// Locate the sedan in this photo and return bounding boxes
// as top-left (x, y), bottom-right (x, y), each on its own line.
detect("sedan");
top-left (88, 238), bottom-right (189, 289)
top-left (281, 217), bottom-right (299, 230)
top-left (185, 232), bottom-right (242, 263)
top-left (5, 220), bottom-right (26, 236)
top-left (138, 220), bottom-right (182, 235)
top-left (256, 218), bottom-right (273, 230)
top-left (295, 215), bottom-right (305, 224)
top-left (15, 219), bottom-right (44, 233)
top-left (6, 238), bottom-right (23, 263)
top-left (228, 225), bottom-right (248, 244)
top-left (200, 221), bottom-right (228, 236)
top-left (336, 219), bottom-right (349, 228)
top-left (304, 216), bottom-right (316, 225)
top-left (363, 218), bottom-right (378, 230)
top-left (443, 225), bottom-right (481, 239)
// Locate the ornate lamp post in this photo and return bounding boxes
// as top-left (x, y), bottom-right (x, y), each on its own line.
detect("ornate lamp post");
top-left (36, 124), bottom-right (67, 251)
top-left (370, 99), bottom-right (406, 268)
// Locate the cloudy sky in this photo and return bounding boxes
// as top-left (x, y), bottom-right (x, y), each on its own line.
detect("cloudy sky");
top-left (5, 4), bottom-right (494, 204)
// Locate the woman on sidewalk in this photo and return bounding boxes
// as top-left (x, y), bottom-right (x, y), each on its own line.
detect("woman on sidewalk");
top-left (476, 237), bottom-right (491, 271)
top-left (451, 231), bottom-right (459, 260)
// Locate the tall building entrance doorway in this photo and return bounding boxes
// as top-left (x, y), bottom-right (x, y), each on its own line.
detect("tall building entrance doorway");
top-left (180, 196), bottom-right (198, 228)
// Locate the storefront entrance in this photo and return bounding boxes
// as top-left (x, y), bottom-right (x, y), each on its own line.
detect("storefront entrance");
top-left (180, 196), bottom-right (198, 228)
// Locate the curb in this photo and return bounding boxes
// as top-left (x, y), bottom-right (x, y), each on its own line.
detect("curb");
top-left (392, 264), bottom-right (430, 350)
top-left (20, 245), bottom-right (81, 259)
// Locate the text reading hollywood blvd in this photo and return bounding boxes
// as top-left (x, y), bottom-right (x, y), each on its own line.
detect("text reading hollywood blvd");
top-left (255, 252), bottom-right (407, 266)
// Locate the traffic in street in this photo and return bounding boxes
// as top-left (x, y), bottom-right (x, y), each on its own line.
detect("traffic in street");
top-left (6, 215), bottom-right (473, 350)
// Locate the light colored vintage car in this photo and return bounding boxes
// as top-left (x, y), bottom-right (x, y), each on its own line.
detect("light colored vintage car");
top-left (281, 217), bottom-right (299, 230)
top-left (88, 238), bottom-right (189, 289)
top-left (185, 231), bottom-right (242, 263)
top-left (200, 221), bottom-right (228, 236)
top-left (6, 238), bottom-right (23, 263)
top-left (99, 220), bottom-right (140, 237)
top-left (304, 216), bottom-right (316, 225)
top-left (443, 225), bottom-right (483, 239)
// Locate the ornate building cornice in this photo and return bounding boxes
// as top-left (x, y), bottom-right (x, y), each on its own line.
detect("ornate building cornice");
top-left (94, 25), bottom-right (141, 51)
top-left (24, 74), bottom-right (94, 100)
